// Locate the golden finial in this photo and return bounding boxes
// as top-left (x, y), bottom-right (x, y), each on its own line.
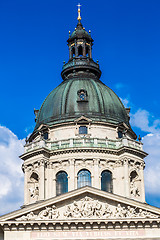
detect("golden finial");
top-left (77, 3), bottom-right (82, 21)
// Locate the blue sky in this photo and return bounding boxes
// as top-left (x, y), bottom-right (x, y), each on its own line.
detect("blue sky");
top-left (0, 0), bottom-right (160, 214)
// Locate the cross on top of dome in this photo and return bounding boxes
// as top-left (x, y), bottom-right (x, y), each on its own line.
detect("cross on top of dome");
top-left (77, 3), bottom-right (82, 21)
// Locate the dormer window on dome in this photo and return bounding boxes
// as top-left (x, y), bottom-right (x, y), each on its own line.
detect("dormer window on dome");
top-left (77, 89), bottom-right (88, 102)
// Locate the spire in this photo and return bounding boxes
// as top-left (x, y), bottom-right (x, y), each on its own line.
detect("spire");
top-left (77, 3), bottom-right (82, 21)
top-left (61, 6), bottom-right (101, 81)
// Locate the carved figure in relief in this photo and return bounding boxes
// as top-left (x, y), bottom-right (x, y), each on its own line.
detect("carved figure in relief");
top-left (94, 200), bottom-right (102, 217)
top-left (114, 204), bottom-right (126, 218)
top-left (126, 206), bottom-right (137, 218)
top-left (37, 207), bottom-right (52, 220)
top-left (16, 205), bottom-right (59, 221)
top-left (72, 201), bottom-right (81, 218)
top-left (64, 205), bottom-right (72, 218)
top-left (51, 205), bottom-right (59, 219)
top-left (29, 186), bottom-right (39, 200)
top-left (130, 182), bottom-right (140, 197)
top-left (101, 203), bottom-right (112, 218)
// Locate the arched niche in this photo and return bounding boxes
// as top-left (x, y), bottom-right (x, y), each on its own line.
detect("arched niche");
top-left (30, 172), bottom-right (39, 182)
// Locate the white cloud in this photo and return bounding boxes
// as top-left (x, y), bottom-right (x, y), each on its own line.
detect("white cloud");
top-left (143, 132), bottom-right (160, 195)
top-left (130, 109), bottom-right (160, 199)
top-left (0, 126), bottom-right (25, 215)
top-left (130, 109), bottom-right (160, 133)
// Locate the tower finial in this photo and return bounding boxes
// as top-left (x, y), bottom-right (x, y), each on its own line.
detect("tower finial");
top-left (77, 3), bottom-right (82, 21)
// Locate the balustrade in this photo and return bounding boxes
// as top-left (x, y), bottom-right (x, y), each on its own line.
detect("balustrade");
top-left (24, 137), bottom-right (143, 153)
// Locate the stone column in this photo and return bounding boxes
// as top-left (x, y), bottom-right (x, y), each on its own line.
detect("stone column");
top-left (39, 159), bottom-right (45, 200)
top-left (123, 158), bottom-right (130, 198)
top-left (139, 163), bottom-right (146, 202)
top-left (75, 41), bottom-right (78, 57)
top-left (46, 162), bottom-right (52, 199)
top-left (69, 46), bottom-right (72, 59)
top-left (93, 158), bottom-right (99, 188)
top-left (83, 42), bottom-right (86, 56)
top-left (68, 159), bottom-right (75, 191)
top-left (89, 45), bottom-right (92, 58)
top-left (52, 166), bottom-right (56, 197)
top-left (23, 164), bottom-right (29, 205)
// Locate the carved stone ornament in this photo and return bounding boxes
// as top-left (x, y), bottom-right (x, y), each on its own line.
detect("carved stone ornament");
top-left (63, 197), bottom-right (159, 219)
top-left (16, 197), bottom-right (159, 221)
top-left (29, 186), bottom-right (39, 200)
top-left (16, 205), bottom-right (59, 221)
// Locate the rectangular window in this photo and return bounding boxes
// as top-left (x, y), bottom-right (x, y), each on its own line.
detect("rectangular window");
top-left (79, 126), bottom-right (88, 134)
top-left (118, 131), bottom-right (123, 138)
top-left (43, 132), bottom-right (48, 140)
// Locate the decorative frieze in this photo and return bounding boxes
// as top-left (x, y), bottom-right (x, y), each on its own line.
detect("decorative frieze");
top-left (16, 205), bottom-right (59, 221)
top-left (64, 197), bottom-right (158, 219)
top-left (15, 197), bottom-right (159, 221)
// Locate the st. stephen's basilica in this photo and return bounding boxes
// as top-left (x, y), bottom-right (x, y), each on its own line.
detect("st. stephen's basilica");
top-left (0, 6), bottom-right (160, 240)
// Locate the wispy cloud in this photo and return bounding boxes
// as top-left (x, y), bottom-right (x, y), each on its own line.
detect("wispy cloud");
top-left (120, 97), bottom-right (129, 108)
top-left (0, 126), bottom-right (25, 215)
top-left (130, 109), bottom-right (160, 133)
top-left (114, 83), bottom-right (126, 90)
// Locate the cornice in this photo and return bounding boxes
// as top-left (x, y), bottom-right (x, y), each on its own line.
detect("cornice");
top-left (1, 218), bottom-right (160, 231)
top-left (21, 146), bottom-right (147, 161)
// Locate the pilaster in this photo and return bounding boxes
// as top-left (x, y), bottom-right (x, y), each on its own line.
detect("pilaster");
top-left (93, 158), bottom-right (99, 188)
top-left (23, 164), bottom-right (29, 205)
top-left (123, 158), bottom-right (130, 198)
top-left (68, 159), bottom-right (75, 191)
top-left (39, 159), bottom-right (45, 201)
top-left (139, 162), bottom-right (145, 202)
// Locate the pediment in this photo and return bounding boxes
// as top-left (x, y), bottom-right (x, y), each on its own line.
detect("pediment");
top-left (1, 187), bottom-right (160, 222)
top-left (74, 116), bottom-right (92, 124)
top-left (37, 124), bottom-right (49, 131)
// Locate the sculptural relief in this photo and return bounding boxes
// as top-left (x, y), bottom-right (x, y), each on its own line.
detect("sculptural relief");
top-left (63, 197), bottom-right (159, 219)
top-left (16, 205), bottom-right (59, 221)
top-left (29, 186), bottom-right (39, 200)
top-left (16, 197), bottom-right (159, 221)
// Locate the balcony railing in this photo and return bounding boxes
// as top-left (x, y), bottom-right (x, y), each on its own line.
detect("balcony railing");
top-left (24, 137), bottom-right (143, 153)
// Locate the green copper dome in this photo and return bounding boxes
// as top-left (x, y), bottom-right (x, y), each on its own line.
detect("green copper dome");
top-left (34, 19), bottom-right (130, 131)
top-left (69, 22), bottom-right (92, 41)
top-left (35, 77), bottom-right (129, 130)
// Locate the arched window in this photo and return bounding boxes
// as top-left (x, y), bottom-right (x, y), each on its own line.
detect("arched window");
top-left (78, 45), bottom-right (83, 56)
top-left (101, 170), bottom-right (113, 193)
top-left (72, 47), bottom-right (75, 57)
top-left (77, 169), bottom-right (91, 188)
top-left (56, 171), bottom-right (68, 196)
top-left (86, 46), bottom-right (89, 57)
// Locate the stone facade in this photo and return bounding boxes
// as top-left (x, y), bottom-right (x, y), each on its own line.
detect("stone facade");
top-left (22, 120), bottom-right (146, 205)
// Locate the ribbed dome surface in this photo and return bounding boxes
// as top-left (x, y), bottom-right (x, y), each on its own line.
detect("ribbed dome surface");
top-left (35, 78), bottom-right (129, 130)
